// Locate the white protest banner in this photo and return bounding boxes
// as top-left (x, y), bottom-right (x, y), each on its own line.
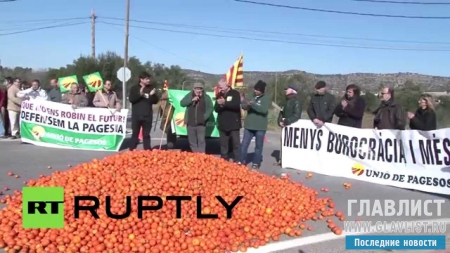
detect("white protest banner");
top-left (281, 120), bottom-right (450, 195)
top-left (19, 100), bottom-right (128, 151)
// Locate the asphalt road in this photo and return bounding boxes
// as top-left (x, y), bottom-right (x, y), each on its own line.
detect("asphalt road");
top-left (0, 120), bottom-right (449, 253)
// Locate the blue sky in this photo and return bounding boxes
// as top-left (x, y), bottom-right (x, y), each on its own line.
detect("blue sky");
top-left (0, 0), bottom-right (449, 76)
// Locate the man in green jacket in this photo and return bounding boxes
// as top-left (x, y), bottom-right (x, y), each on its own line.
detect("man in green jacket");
top-left (180, 82), bottom-right (213, 153)
top-left (240, 80), bottom-right (270, 169)
top-left (307, 81), bottom-right (336, 127)
top-left (275, 83), bottom-right (302, 166)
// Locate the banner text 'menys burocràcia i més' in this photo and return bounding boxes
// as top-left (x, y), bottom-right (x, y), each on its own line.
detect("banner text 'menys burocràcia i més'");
top-left (281, 120), bottom-right (450, 195)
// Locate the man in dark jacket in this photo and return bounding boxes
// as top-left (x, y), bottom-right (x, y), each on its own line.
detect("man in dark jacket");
top-left (334, 84), bottom-right (366, 128)
top-left (275, 83), bottom-right (302, 166)
top-left (180, 82), bottom-right (213, 153)
top-left (307, 81), bottom-right (336, 127)
top-left (240, 80), bottom-right (270, 169)
top-left (275, 84), bottom-right (302, 166)
top-left (128, 72), bottom-right (159, 150)
top-left (214, 79), bottom-right (241, 162)
top-left (373, 87), bottom-right (405, 130)
top-left (278, 84), bottom-right (302, 127)
top-left (48, 78), bottom-right (62, 102)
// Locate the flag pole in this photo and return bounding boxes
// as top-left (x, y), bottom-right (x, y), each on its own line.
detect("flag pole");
top-left (160, 104), bottom-right (173, 149)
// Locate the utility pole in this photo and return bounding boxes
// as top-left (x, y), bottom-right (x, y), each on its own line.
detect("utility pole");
top-left (123, 0), bottom-right (130, 109)
top-left (91, 9), bottom-right (96, 58)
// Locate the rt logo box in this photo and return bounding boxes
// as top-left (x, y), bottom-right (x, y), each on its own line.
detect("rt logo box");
top-left (22, 187), bottom-right (64, 229)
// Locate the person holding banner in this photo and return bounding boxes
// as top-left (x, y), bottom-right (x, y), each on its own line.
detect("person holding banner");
top-left (333, 84), bottom-right (366, 128)
top-left (1, 77), bottom-right (12, 138)
top-left (275, 83), bottom-right (302, 166)
top-left (373, 87), bottom-right (406, 130)
top-left (20, 81), bottom-right (30, 91)
top-left (180, 82), bottom-right (213, 153)
top-left (408, 94), bottom-right (437, 131)
top-left (6, 78), bottom-right (22, 139)
top-left (307, 81), bottom-right (336, 127)
top-left (47, 78), bottom-right (62, 103)
top-left (17, 79), bottom-right (48, 101)
top-left (92, 80), bottom-right (121, 111)
top-left (128, 72), bottom-right (159, 151)
top-left (61, 83), bottom-right (88, 108)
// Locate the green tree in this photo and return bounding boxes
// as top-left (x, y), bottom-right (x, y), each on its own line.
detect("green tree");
top-left (44, 51), bottom-right (188, 98)
top-left (395, 82), bottom-right (422, 111)
top-left (362, 91), bottom-right (378, 112)
top-left (435, 96), bottom-right (450, 128)
top-left (266, 73), bottom-right (313, 108)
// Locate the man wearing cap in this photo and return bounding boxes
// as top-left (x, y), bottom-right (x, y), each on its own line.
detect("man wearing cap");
top-left (275, 83), bottom-right (302, 166)
top-left (215, 79), bottom-right (242, 162)
top-left (240, 80), bottom-right (270, 169)
top-left (307, 81), bottom-right (336, 127)
top-left (180, 82), bottom-right (213, 153)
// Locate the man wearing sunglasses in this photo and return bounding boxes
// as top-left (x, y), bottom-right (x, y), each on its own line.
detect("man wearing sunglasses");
top-left (373, 86), bottom-right (405, 130)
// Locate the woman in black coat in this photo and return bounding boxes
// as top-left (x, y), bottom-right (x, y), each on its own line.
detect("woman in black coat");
top-left (408, 94), bottom-right (437, 131)
top-left (334, 84), bottom-right (366, 128)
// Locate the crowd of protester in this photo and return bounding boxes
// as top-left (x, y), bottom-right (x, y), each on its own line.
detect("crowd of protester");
top-left (0, 77), bottom-right (122, 139)
top-left (329, 83), bottom-right (436, 131)
top-left (0, 74), bottom-right (438, 170)
top-left (107, 71), bottom-right (441, 169)
top-left (131, 75), bottom-right (285, 170)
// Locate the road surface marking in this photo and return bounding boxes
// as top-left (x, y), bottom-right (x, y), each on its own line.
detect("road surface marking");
top-left (243, 218), bottom-right (450, 253)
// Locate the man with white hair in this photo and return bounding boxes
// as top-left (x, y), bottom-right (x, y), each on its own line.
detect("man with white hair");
top-left (275, 83), bottom-right (302, 166)
top-left (214, 79), bottom-right (241, 162)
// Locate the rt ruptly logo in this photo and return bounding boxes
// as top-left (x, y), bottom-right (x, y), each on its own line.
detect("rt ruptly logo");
top-left (22, 187), bottom-right (64, 228)
top-left (351, 163), bottom-right (365, 176)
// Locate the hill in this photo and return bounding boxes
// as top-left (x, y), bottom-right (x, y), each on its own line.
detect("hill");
top-left (183, 69), bottom-right (450, 92)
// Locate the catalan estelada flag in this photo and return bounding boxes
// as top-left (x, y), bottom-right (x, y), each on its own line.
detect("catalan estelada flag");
top-left (163, 80), bottom-right (168, 90)
top-left (225, 54), bottom-right (243, 88)
top-left (215, 53), bottom-right (244, 96)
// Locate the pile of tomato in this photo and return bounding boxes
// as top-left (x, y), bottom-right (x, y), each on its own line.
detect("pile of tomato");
top-left (0, 150), bottom-right (342, 253)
